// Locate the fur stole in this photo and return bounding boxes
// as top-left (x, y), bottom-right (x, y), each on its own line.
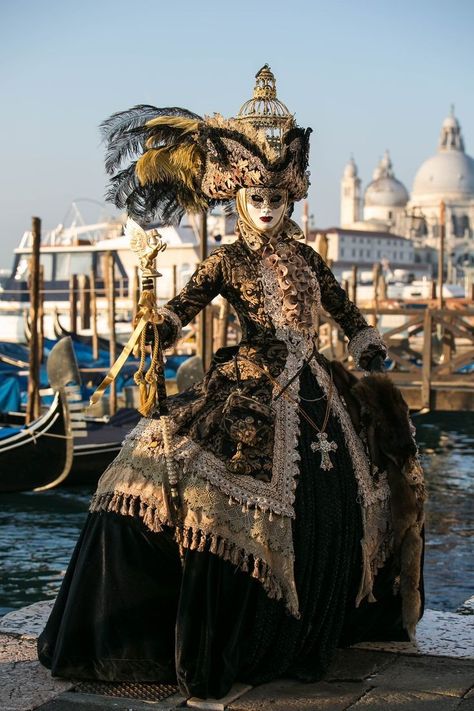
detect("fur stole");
top-left (330, 362), bottom-right (426, 640)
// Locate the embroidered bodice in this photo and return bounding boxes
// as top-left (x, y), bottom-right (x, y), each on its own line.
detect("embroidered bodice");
top-left (160, 234), bottom-right (384, 373)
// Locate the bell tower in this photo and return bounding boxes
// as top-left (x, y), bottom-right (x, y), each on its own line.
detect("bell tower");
top-left (340, 156), bottom-right (361, 227)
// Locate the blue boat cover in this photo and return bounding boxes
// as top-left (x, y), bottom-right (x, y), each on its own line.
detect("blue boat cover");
top-left (0, 376), bottom-right (21, 412)
top-left (0, 424), bottom-right (23, 440)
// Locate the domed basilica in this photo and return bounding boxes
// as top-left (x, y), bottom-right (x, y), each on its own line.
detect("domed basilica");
top-left (340, 108), bottom-right (474, 273)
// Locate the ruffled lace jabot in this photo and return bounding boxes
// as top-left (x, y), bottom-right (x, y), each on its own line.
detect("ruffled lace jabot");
top-left (237, 219), bottom-right (321, 335)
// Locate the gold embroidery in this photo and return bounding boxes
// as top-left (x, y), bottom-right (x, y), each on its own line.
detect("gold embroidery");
top-left (90, 225), bottom-right (392, 614)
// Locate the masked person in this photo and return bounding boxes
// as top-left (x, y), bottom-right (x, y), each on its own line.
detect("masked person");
top-left (38, 66), bottom-right (425, 700)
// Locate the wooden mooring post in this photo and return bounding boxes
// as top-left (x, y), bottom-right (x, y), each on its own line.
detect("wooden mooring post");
top-left (69, 274), bottom-right (78, 334)
top-left (38, 265), bottom-right (45, 364)
top-left (89, 270), bottom-right (99, 360)
top-left (371, 262), bottom-right (381, 327)
top-left (78, 274), bottom-right (91, 330)
top-left (106, 252), bottom-right (117, 415)
top-left (131, 266), bottom-right (139, 324)
top-left (172, 264), bottom-right (178, 298)
top-left (26, 217), bottom-right (41, 424)
top-left (438, 201), bottom-right (445, 309)
top-left (421, 309), bottom-right (433, 409)
top-left (317, 232), bottom-right (329, 263)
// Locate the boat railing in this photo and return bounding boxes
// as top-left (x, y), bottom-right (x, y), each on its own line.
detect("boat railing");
top-left (18, 221), bottom-right (124, 249)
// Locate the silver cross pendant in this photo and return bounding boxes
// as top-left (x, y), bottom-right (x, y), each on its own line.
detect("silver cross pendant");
top-left (310, 431), bottom-right (338, 471)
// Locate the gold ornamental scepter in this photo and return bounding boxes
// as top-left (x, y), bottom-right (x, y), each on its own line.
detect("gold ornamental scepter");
top-left (88, 218), bottom-right (181, 518)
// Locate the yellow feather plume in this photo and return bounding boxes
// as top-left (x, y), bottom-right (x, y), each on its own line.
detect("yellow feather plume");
top-left (136, 148), bottom-right (173, 186)
top-left (136, 142), bottom-right (205, 213)
top-left (169, 144), bottom-right (202, 184)
top-left (136, 144), bottom-right (201, 190)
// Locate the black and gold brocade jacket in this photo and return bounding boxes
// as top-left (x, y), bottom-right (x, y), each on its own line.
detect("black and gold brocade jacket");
top-left (161, 237), bottom-right (377, 354)
top-left (156, 235), bottom-right (386, 478)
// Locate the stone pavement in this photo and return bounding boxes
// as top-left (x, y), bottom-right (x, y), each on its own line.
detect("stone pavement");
top-left (0, 599), bottom-right (473, 711)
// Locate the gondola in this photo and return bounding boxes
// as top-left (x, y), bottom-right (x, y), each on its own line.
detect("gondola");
top-left (53, 309), bottom-right (120, 352)
top-left (68, 407), bottom-right (140, 485)
top-left (0, 338), bottom-right (76, 493)
top-left (0, 333), bottom-right (140, 488)
top-left (13, 319), bottom-right (186, 487)
top-left (50, 321), bottom-right (141, 484)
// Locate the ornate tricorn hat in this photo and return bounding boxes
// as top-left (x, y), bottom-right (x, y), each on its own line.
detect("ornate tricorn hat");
top-left (101, 65), bottom-right (311, 225)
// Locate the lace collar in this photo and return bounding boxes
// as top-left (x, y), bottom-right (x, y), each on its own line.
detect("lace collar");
top-left (237, 218), bottom-right (302, 255)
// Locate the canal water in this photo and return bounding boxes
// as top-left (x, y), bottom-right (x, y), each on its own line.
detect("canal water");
top-left (0, 412), bottom-right (473, 617)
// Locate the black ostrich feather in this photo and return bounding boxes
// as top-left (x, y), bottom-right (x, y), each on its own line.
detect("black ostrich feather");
top-left (101, 105), bottom-right (162, 175)
top-left (107, 160), bottom-right (205, 226)
top-left (105, 163), bottom-right (139, 209)
top-left (223, 199), bottom-right (236, 217)
top-left (124, 180), bottom-right (189, 226)
top-left (101, 105), bottom-right (202, 175)
top-left (283, 126), bottom-right (312, 173)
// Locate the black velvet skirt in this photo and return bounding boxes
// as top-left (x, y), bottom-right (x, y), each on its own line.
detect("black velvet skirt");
top-left (37, 366), bottom-right (414, 698)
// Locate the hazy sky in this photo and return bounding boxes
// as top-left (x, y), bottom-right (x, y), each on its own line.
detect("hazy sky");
top-left (0, 0), bottom-right (472, 267)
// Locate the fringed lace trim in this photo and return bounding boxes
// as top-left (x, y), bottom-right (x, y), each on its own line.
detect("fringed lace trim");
top-left (162, 266), bottom-right (303, 515)
top-left (90, 490), bottom-right (298, 616)
top-left (260, 254), bottom-right (392, 607)
top-left (91, 490), bottom-right (166, 532)
top-left (175, 525), bottom-right (290, 610)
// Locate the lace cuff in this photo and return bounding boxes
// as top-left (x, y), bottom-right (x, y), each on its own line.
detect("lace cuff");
top-left (348, 326), bottom-right (387, 370)
top-left (157, 306), bottom-right (183, 350)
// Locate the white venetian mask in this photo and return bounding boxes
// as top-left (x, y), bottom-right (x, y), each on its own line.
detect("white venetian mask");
top-left (245, 187), bottom-right (287, 232)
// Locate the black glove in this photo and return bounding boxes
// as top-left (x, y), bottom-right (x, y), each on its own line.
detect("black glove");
top-left (366, 353), bottom-right (386, 373)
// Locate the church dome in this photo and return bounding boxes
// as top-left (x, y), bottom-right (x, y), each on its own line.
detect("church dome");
top-left (412, 109), bottom-right (474, 198)
top-left (412, 151), bottom-right (474, 197)
top-left (364, 151), bottom-right (409, 208)
top-left (365, 176), bottom-right (409, 207)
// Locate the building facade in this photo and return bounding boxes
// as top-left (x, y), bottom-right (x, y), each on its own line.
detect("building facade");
top-left (339, 109), bottom-right (474, 280)
top-left (307, 227), bottom-right (429, 282)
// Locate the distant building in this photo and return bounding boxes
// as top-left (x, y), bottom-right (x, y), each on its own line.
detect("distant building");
top-left (339, 108), bottom-right (474, 278)
top-left (340, 157), bottom-right (362, 227)
top-left (341, 151), bottom-right (409, 234)
top-left (408, 109), bottom-right (474, 273)
top-left (308, 227), bottom-right (430, 281)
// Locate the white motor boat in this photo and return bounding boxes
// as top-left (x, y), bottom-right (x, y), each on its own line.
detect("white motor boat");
top-left (0, 204), bottom-right (230, 343)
